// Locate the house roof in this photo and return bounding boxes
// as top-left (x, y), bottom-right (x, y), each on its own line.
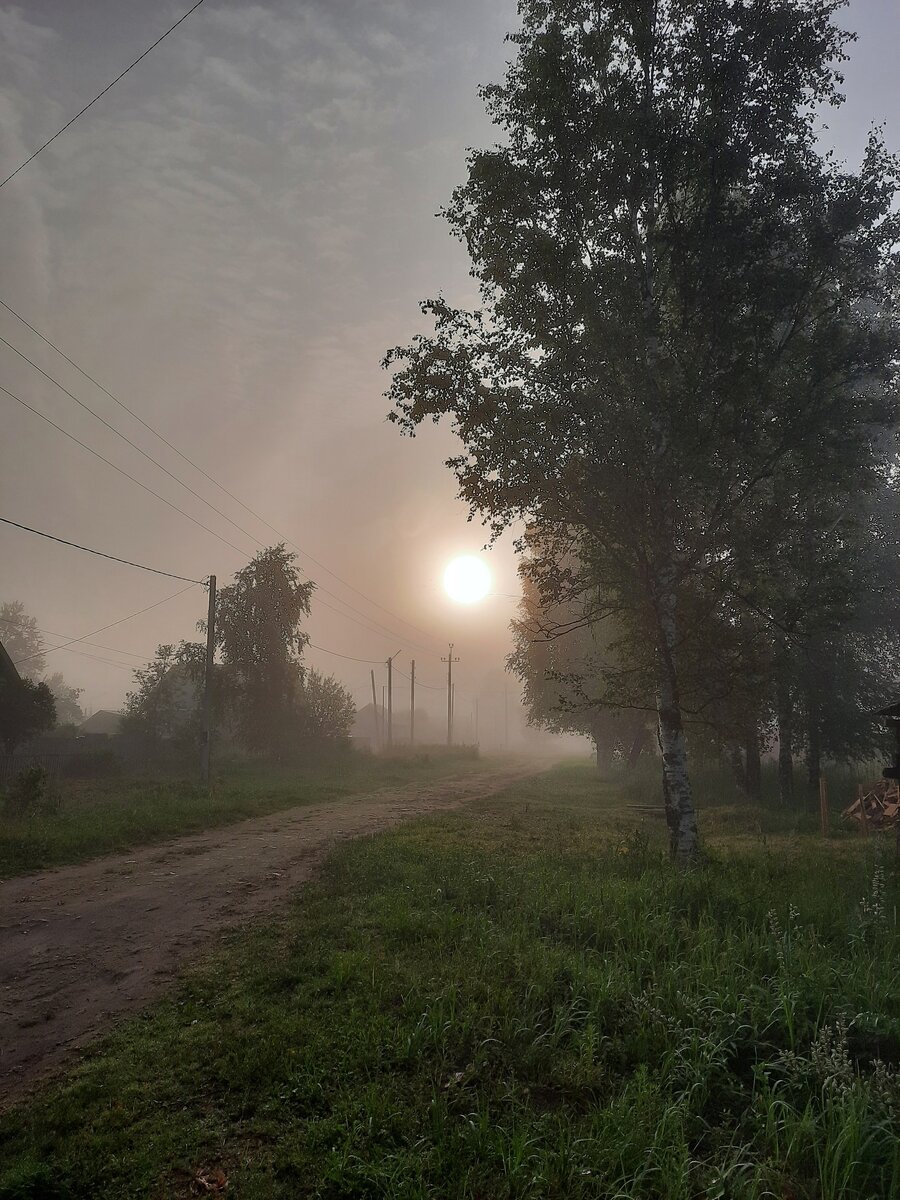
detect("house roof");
top-left (79, 709), bottom-right (123, 736)
top-left (0, 637), bottom-right (21, 686)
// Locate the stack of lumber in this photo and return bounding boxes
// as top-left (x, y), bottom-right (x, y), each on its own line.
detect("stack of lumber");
top-left (842, 780), bottom-right (900, 830)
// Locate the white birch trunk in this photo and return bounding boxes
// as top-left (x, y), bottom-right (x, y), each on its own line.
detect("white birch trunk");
top-left (653, 570), bottom-right (699, 867)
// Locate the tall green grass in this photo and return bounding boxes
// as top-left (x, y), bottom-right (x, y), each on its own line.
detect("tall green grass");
top-left (0, 752), bottom-right (486, 878)
top-left (1, 763), bottom-right (896, 1198)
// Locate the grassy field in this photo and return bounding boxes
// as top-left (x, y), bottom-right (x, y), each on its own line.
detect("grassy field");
top-left (0, 748), bottom-right (484, 878)
top-left (1, 762), bottom-right (898, 1199)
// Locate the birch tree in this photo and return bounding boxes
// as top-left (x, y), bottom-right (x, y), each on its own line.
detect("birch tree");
top-left (384, 0), bottom-right (898, 865)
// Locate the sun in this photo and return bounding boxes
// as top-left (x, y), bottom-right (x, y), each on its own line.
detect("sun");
top-left (443, 555), bottom-right (491, 605)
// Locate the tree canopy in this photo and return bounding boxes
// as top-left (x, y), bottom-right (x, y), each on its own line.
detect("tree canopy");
top-left (385, 0), bottom-right (899, 864)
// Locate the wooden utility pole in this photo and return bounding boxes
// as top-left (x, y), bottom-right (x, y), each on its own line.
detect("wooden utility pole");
top-left (370, 669), bottom-right (381, 750)
top-left (386, 651), bottom-right (401, 750)
top-left (504, 682), bottom-right (509, 751)
top-left (442, 643), bottom-right (459, 746)
top-left (200, 575), bottom-right (216, 787)
top-left (410, 660), bottom-right (415, 746)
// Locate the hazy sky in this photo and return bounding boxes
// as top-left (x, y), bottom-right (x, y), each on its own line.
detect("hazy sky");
top-left (1, 0), bottom-right (897, 731)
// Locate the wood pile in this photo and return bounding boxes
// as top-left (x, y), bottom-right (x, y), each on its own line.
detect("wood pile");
top-left (842, 780), bottom-right (900, 831)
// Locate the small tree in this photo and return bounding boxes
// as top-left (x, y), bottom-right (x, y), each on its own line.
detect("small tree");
top-left (299, 669), bottom-right (356, 747)
top-left (44, 672), bottom-right (84, 726)
top-left (215, 546), bottom-right (314, 756)
top-left (509, 561), bottom-right (650, 768)
top-left (0, 677), bottom-right (56, 754)
top-left (122, 642), bottom-right (206, 745)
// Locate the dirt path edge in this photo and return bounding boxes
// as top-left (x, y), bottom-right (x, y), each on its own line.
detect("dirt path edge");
top-left (0, 762), bottom-right (542, 1106)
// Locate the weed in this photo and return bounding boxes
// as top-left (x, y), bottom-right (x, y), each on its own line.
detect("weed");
top-left (0, 763), bottom-right (897, 1198)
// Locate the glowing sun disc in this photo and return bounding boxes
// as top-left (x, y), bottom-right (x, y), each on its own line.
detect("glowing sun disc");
top-left (444, 555), bottom-right (491, 605)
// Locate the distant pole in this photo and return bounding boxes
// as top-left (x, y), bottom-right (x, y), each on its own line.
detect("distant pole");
top-left (385, 650), bottom-right (401, 751)
top-left (387, 656), bottom-right (393, 750)
top-left (410, 660), bottom-right (416, 746)
top-left (504, 682), bottom-right (509, 751)
top-left (452, 683), bottom-right (456, 741)
top-left (370, 669), bottom-right (381, 750)
top-left (442, 643), bottom-right (459, 746)
top-left (474, 698), bottom-right (479, 745)
top-left (200, 575), bottom-right (216, 787)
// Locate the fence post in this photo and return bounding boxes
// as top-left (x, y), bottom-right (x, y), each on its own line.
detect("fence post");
top-left (819, 775), bottom-right (829, 838)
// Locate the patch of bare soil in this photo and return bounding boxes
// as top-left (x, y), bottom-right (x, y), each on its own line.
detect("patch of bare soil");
top-left (0, 763), bottom-right (540, 1105)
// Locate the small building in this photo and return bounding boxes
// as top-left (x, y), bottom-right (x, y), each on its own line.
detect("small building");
top-left (0, 637), bottom-right (21, 686)
top-left (78, 710), bottom-right (123, 737)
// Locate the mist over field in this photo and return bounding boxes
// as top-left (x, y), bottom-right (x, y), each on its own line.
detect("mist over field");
top-left (2, 3), bottom-right (900, 1197)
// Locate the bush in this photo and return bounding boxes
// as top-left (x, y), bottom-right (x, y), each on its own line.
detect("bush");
top-left (2, 767), bottom-right (57, 819)
top-left (63, 749), bottom-right (121, 780)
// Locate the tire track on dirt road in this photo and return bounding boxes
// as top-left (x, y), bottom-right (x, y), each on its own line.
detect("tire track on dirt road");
top-left (0, 762), bottom-right (543, 1104)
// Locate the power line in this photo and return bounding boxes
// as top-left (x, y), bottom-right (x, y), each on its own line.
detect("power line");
top-left (307, 643), bottom-right (385, 665)
top-left (2, 339), bottom-right (439, 654)
top-left (0, 334), bottom-right (265, 549)
top-left (2, 386), bottom-right (249, 558)
top-left (393, 664), bottom-right (444, 691)
top-left (0, 0), bottom-right (207, 191)
top-left (45, 646), bottom-right (137, 673)
top-left (12, 582), bottom-right (200, 667)
top-left (0, 614), bottom-right (151, 660)
top-left (0, 297), bottom-right (444, 649)
top-left (0, 516), bottom-right (204, 583)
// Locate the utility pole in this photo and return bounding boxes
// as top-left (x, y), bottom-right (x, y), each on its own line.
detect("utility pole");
top-left (504, 681), bottom-right (509, 751)
top-left (442, 643), bottom-right (459, 746)
top-left (386, 650), bottom-right (401, 750)
top-left (410, 660), bottom-right (415, 746)
top-left (474, 698), bottom-right (479, 746)
top-left (201, 575), bottom-right (216, 787)
top-left (370, 669), bottom-right (381, 750)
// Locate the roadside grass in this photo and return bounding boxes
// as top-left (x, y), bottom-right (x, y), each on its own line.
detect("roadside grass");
top-left (0, 748), bottom-right (486, 878)
top-left (1, 762), bottom-right (898, 1199)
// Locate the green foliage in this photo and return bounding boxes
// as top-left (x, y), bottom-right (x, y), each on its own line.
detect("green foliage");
top-left (509, 556), bottom-right (650, 761)
top-left (62, 748), bottom-right (121, 780)
top-left (299, 668), bottom-right (356, 747)
top-left (1, 766), bottom-right (56, 819)
top-left (0, 754), bottom-right (486, 878)
top-left (43, 673), bottom-right (84, 727)
top-left (1, 765), bottom-right (896, 1197)
top-left (0, 601), bottom-right (45, 681)
top-left (385, 0), bottom-right (900, 854)
top-left (0, 677), bottom-right (56, 755)
top-left (121, 641), bottom-right (205, 747)
top-left (215, 545), bottom-right (314, 756)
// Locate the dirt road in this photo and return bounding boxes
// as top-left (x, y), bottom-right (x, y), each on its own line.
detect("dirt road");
top-left (0, 763), bottom-right (539, 1104)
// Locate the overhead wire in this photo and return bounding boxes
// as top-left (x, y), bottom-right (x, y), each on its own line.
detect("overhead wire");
top-left (392, 664), bottom-right (445, 691)
top-left (0, 516), bottom-right (204, 583)
top-left (306, 644), bottom-right (386, 665)
top-left (2, 341), bottom-right (440, 653)
top-left (0, 529), bottom-right (444, 675)
top-left (2, 386), bottom-right (250, 558)
top-left (0, 0), bottom-right (207, 190)
top-left (0, 614), bottom-right (152, 660)
top-left (12, 581), bottom-right (200, 667)
top-left (0, 334), bottom-right (265, 549)
top-left (0, 298), bottom-right (444, 649)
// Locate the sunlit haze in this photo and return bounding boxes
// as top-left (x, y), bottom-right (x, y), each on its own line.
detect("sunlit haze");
top-left (443, 555), bottom-right (491, 606)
